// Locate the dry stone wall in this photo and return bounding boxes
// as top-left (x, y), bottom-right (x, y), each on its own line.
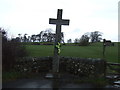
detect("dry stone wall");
top-left (14, 57), bottom-right (106, 77)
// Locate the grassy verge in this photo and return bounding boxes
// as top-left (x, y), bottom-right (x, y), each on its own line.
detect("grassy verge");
top-left (2, 71), bottom-right (45, 82)
top-left (3, 72), bottom-right (24, 82)
top-left (3, 71), bottom-right (108, 87)
top-left (72, 77), bottom-right (109, 87)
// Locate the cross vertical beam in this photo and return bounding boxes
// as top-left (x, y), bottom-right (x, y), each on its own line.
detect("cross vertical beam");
top-left (49, 9), bottom-right (69, 73)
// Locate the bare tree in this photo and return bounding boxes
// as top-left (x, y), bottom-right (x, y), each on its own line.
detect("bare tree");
top-left (79, 34), bottom-right (89, 46)
top-left (31, 34), bottom-right (36, 42)
top-left (28, 36), bottom-right (31, 42)
top-left (74, 38), bottom-right (79, 44)
top-left (18, 34), bottom-right (22, 42)
top-left (61, 32), bottom-right (65, 44)
top-left (67, 39), bottom-right (72, 43)
top-left (41, 28), bottom-right (55, 42)
top-left (90, 31), bottom-right (102, 43)
top-left (24, 34), bottom-right (28, 42)
top-left (0, 27), bottom-right (7, 42)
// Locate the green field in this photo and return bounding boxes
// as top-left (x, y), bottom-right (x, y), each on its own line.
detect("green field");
top-left (26, 42), bottom-right (119, 63)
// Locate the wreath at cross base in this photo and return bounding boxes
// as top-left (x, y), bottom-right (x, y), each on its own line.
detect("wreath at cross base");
top-left (56, 42), bottom-right (61, 54)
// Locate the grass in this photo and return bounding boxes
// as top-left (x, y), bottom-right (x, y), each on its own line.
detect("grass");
top-left (26, 45), bottom-right (54, 56)
top-left (26, 42), bottom-right (119, 63)
top-left (71, 77), bottom-right (109, 87)
top-left (2, 71), bottom-right (45, 83)
top-left (2, 72), bottom-right (24, 82)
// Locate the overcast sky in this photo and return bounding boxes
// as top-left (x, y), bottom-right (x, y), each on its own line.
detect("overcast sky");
top-left (0, 0), bottom-right (119, 42)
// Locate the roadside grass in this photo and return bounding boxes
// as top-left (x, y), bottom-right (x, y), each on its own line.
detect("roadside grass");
top-left (2, 72), bottom-right (25, 82)
top-left (3, 71), bottom-right (108, 87)
top-left (2, 71), bottom-right (45, 83)
top-left (71, 77), bottom-right (108, 87)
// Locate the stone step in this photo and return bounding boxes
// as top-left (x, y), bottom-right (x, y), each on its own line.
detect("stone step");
top-left (114, 81), bottom-right (120, 85)
top-left (106, 75), bottom-right (120, 79)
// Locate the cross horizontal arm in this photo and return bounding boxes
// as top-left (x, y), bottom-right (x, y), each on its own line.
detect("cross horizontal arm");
top-left (49, 18), bottom-right (70, 25)
top-left (49, 18), bottom-right (57, 24)
top-left (61, 19), bottom-right (69, 25)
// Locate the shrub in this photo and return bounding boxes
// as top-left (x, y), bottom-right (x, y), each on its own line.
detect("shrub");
top-left (2, 41), bottom-right (28, 71)
top-left (79, 40), bottom-right (90, 46)
top-left (2, 30), bottom-right (28, 71)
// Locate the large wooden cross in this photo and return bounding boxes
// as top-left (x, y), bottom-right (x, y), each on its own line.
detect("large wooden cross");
top-left (49, 9), bottom-right (69, 73)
